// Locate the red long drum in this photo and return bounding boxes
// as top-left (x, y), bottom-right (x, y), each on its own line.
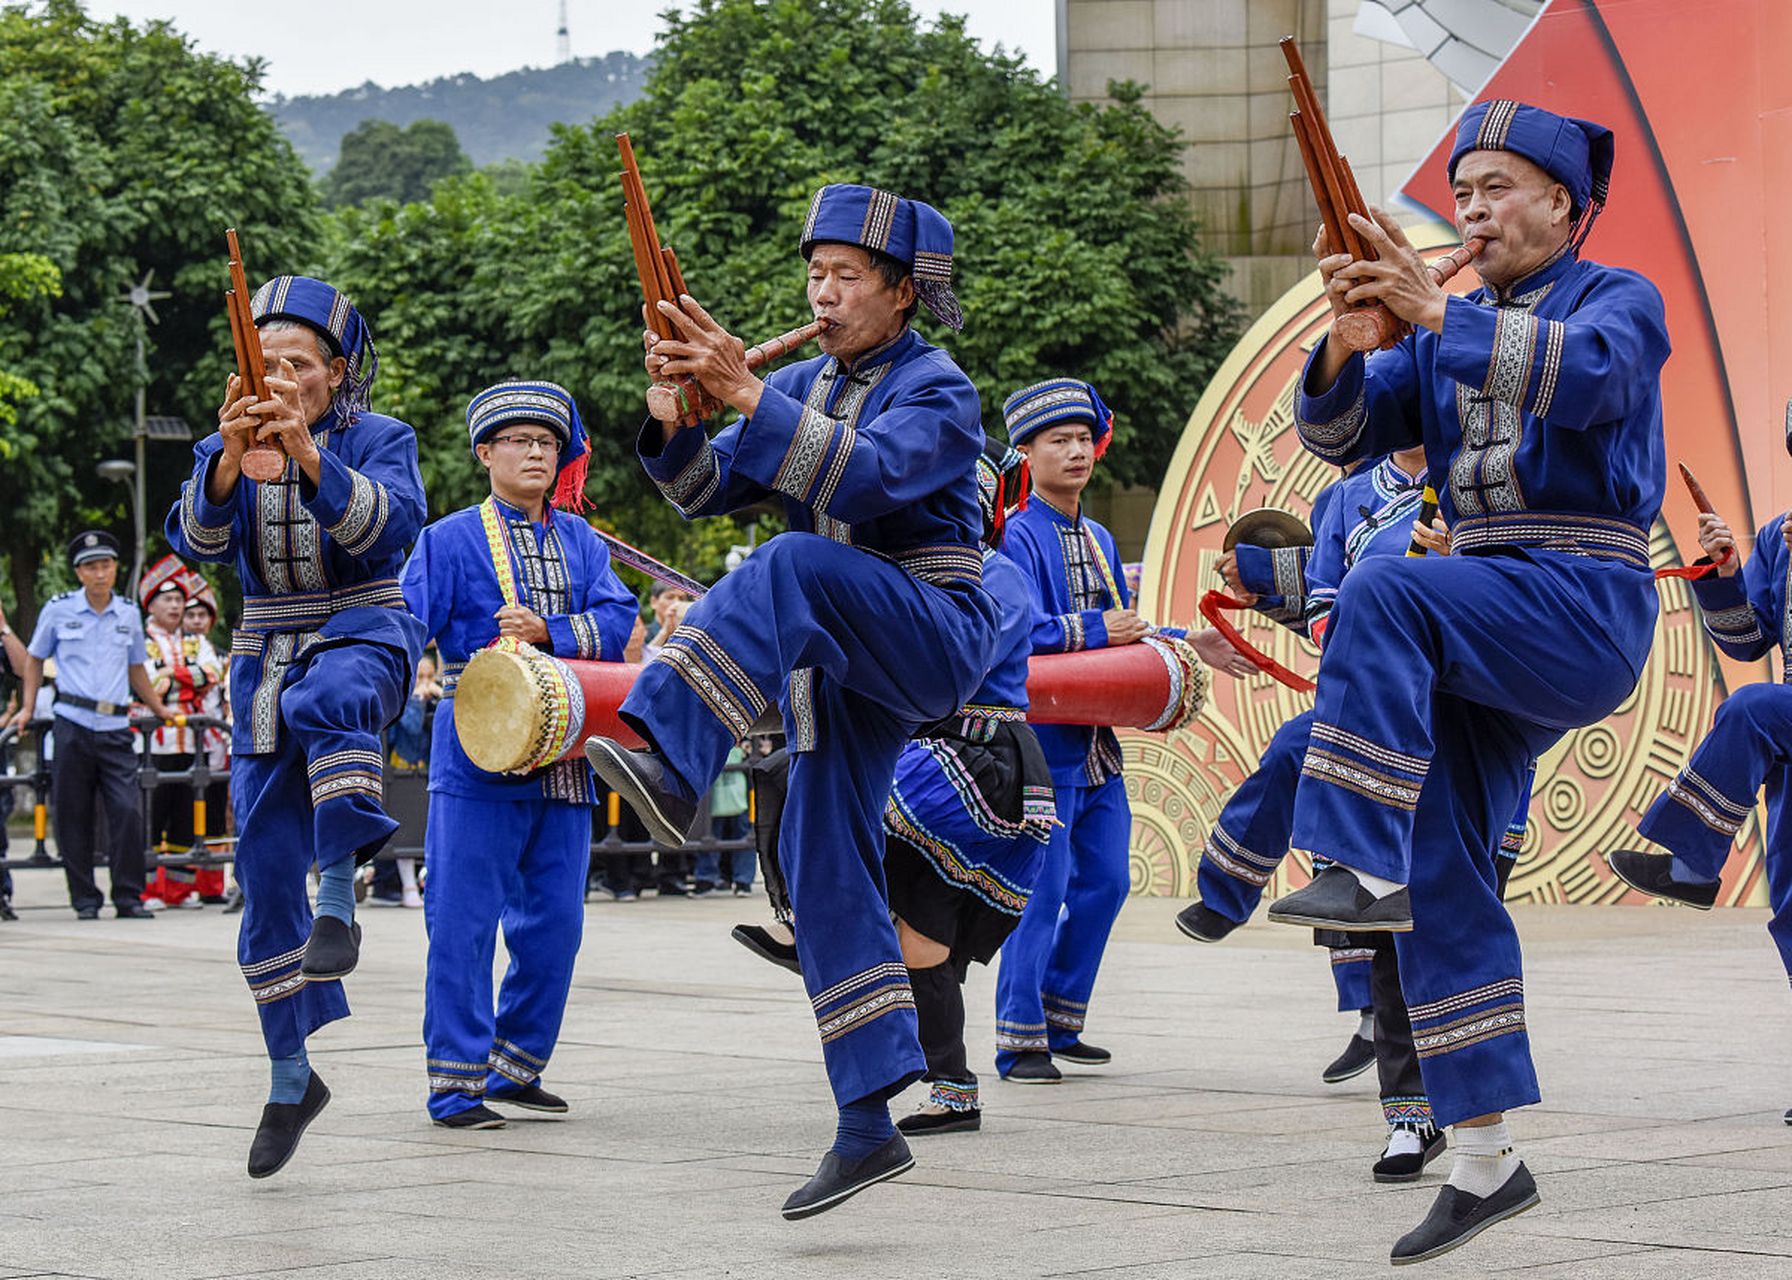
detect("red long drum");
top-left (453, 635), bottom-right (1210, 775)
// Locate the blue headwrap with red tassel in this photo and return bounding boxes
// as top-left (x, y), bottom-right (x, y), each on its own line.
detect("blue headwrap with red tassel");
top-left (465, 380), bottom-right (592, 512)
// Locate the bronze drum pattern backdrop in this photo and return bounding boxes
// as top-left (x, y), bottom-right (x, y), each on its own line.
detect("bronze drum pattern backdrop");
top-left (1121, 224), bottom-right (1768, 908)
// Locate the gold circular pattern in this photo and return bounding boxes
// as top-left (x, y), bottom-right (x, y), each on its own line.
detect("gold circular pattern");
top-left (1123, 223), bottom-right (1768, 908)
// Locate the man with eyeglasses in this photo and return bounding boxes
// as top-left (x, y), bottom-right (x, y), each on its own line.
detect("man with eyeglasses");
top-left (400, 380), bottom-right (636, 1130)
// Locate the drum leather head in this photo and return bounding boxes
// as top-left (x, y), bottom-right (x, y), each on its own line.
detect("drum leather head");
top-left (453, 648), bottom-right (539, 774)
top-left (1223, 507), bottom-right (1314, 552)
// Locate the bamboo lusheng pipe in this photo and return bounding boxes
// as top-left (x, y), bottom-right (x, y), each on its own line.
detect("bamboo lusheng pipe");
top-left (617, 132), bottom-right (825, 425)
top-left (225, 229), bottom-right (286, 482)
top-left (642, 320), bottom-right (828, 422)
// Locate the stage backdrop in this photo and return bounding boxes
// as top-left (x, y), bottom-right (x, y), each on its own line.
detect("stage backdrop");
top-left (1123, 0), bottom-right (1788, 906)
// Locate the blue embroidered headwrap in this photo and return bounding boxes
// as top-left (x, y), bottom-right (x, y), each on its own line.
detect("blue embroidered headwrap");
top-left (1448, 100), bottom-right (1614, 251)
top-left (799, 184), bottom-right (964, 331)
top-left (1002, 378), bottom-right (1115, 458)
top-left (466, 379), bottom-right (592, 512)
top-left (976, 438), bottom-right (1030, 550)
top-left (250, 275), bottom-right (379, 421)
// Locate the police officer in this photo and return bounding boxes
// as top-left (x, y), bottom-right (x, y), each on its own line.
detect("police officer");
top-left (8, 532), bottom-right (173, 919)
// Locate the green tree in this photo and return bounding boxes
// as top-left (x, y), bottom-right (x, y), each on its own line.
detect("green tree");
top-left (326, 0), bottom-right (1239, 579)
top-left (0, 251), bottom-right (61, 436)
top-left (321, 118), bottom-right (473, 208)
top-left (0, 0), bottom-right (321, 626)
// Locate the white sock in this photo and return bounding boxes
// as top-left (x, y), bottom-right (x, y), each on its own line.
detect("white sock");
top-left (1384, 1128), bottom-right (1424, 1158)
top-left (1356, 1011), bottom-right (1374, 1040)
top-left (396, 857), bottom-right (418, 891)
top-left (1447, 1121), bottom-right (1520, 1197)
top-left (1346, 866), bottom-right (1407, 899)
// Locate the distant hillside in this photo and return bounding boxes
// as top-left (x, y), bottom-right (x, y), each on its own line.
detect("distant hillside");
top-left (270, 52), bottom-right (650, 173)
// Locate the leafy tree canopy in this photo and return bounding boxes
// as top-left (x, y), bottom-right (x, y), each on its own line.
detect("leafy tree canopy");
top-left (327, 0), bottom-right (1240, 581)
top-left (0, 0), bottom-right (320, 623)
top-left (321, 118), bottom-right (472, 208)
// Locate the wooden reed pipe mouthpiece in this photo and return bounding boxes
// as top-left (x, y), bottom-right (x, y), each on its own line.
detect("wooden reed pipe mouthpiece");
top-left (1334, 238), bottom-right (1486, 353)
top-left (644, 319), bottom-right (827, 423)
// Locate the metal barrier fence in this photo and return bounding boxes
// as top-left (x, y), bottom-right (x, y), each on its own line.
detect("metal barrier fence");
top-left (0, 715), bottom-right (759, 874)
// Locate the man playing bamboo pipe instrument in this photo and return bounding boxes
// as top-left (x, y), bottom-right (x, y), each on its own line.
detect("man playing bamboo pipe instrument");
top-left (400, 381), bottom-right (637, 1130)
top-left (1605, 415), bottom-right (1792, 1125)
top-left (585, 183), bottom-right (1000, 1219)
top-left (1261, 100), bottom-right (1670, 1264)
top-left (165, 275), bottom-right (426, 1179)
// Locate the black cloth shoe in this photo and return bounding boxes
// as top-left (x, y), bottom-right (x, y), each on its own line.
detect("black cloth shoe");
top-left (74, 905), bottom-right (101, 920)
top-left (1175, 901), bottom-right (1242, 943)
top-left (1055, 1041), bottom-right (1111, 1066)
top-left (732, 923), bottom-right (802, 975)
top-left (1607, 849), bottom-right (1718, 910)
top-left (1322, 1031), bottom-right (1376, 1083)
top-left (584, 738), bottom-right (697, 847)
top-left (301, 917), bottom-right (362, 980)
top-left (432, 1104), bottom-right (507, 1130)
top-left (0, 899), bottom-right (16, 922)
top-left (247, 1071), bottom-right (331, 1179)
top-left (114, 901), bottom-right (156, 919)
top-left (897, 1107), bottom-right (981, 1136)
top-left (1784, 1107), bottom-right (1791, 1126)
top-left (1000, 1052), bottom-right (1061, 1084)
top-left (1268, 866), bottom-right (1413, 932)
top-left (1374, 1128), bottom-right (1447, 1184)
top-left (780, 1134), bottom-right (914, 1220)
top-left (487, 1082), bottom-right (569, 1114)
top-left (1391, 1163), bottom-right (1539, 1265)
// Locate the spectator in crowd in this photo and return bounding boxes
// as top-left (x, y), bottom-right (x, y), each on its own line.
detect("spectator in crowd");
top-left (372, 654), bottom-right (441, 908)
top-left (183, 589), bottom-right (233, 896)
top-left (641, 583), bottom-right (693, 656)
top-left (141, 566), bottom-right (226, 908)
top-left (693, 743), bottom-right (754, 896)
top-left (8, 532), bottom-right (173, 919)
top-left (1, 598), bottom-right (26, 920)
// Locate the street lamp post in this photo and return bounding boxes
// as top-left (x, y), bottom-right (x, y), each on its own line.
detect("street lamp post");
top-left (117, 270), bottom-right (170, 599)
top-left (96, 460), bottom-right (141, 595)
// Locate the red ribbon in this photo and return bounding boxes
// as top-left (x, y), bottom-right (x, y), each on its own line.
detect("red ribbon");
top-left (1199, 590), bottom-right (1317, 693)
top-left (1654, 548), bottom-right (1729, 581)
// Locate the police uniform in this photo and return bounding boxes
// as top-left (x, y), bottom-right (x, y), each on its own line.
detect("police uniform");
top-left (27, 532), bottom-right (152, 916)
top-left (402, 381), bottom-right (637, 1124)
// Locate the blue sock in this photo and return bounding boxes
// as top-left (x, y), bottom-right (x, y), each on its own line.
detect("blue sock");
top-left (314, 859), bottom-right (355, 925)
top-left (1668, 857), bottom-right (1719, 886)
top-left (270, 1049), bottom-right (310, 1105)
top-left (831, 1095), bottom-right (895, 1161)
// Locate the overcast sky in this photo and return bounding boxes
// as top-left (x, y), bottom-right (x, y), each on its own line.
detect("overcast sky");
top-left (96, 1), bottom-right (1058, 98)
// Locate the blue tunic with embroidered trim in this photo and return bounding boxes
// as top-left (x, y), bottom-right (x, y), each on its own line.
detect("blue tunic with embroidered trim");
top-left (399, 496), bottom-right (637, 1121)
top-left (1635, 516), bottom-right (1792, 981)
top-left (1000, 496), bottom-right (1183, 789)
top-left (1232, 481), bottom-right (1345, 637)
top-left (627, 324), bottom-right (1000, 1110)
top-left (163, 404), bottom-right (428, 1060)
top-left (399, 498), bottom-right (639, 805)
top-left (167, 405), bottom-right (428, 754)
top-left (884, 549), bottom-right (1052, 928)
top-left (1285, 251), bottom-right (1670, 1130)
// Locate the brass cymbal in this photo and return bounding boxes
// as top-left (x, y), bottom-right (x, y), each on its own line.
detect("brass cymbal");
top-left (1222, 507), bottom-right (1314, 552)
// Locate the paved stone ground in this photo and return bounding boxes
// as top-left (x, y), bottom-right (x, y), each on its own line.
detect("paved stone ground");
top-left (1, 870), bottom-right (1789, 1279)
